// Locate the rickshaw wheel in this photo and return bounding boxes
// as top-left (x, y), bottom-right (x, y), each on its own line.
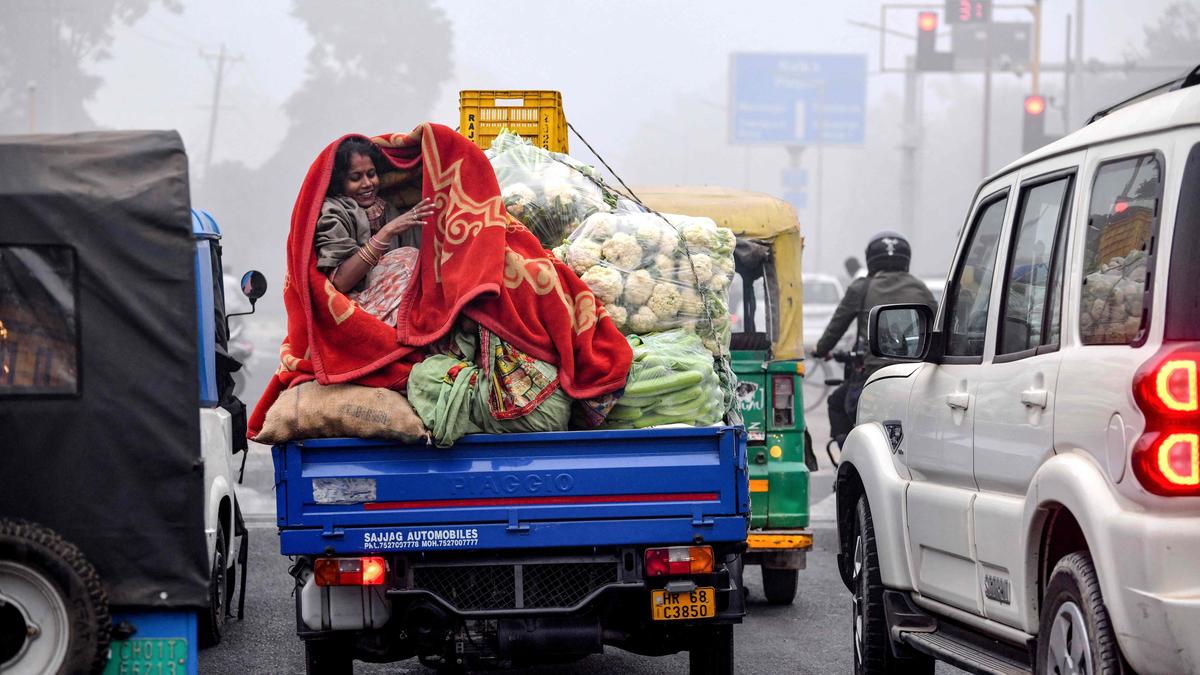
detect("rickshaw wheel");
top-left (198, 529), bottom-right (228, 647)
top-left (0, 518), bottom-right (110, 675)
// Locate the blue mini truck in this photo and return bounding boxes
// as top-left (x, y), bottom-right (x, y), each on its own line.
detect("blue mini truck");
top-left (273, 425), bottom-right (749, 673)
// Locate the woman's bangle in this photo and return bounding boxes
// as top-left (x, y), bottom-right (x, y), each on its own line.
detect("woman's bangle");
top-left (357, 245), bottom-right (379, 267)
top-left (365, 244), bottom-right (381, 264)
top-left (368, 234), bottom-right (389, 251)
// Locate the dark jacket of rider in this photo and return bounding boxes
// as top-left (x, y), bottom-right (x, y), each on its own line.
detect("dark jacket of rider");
top-left (814, 232), bottom-right (936, 374)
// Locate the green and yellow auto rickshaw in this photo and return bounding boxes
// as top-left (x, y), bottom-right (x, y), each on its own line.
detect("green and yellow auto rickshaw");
top-left (638, 187), bottom-right (812, 605)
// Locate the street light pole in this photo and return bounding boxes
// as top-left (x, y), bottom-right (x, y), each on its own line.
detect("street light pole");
top-left (902, 56), bottom-right (920, 233)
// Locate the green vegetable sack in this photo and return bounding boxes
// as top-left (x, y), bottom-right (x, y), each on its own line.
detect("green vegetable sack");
top-left (601, 330), bottom-right (724, 429)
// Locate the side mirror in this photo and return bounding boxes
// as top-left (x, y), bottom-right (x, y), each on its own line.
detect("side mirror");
top-left (868, 304), bottom-right (934, 362)
top-left (241, 270), bottom-right (268, 306)
top-left (228, 271), bottom-right (267, 324)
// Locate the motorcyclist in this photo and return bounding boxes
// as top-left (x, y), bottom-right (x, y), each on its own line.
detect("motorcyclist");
top-left (813, 232), bottom-right (935, 447)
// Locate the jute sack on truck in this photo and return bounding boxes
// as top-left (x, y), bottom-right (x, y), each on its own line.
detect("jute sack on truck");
top-left (256, 381), bottom-right (429, 444)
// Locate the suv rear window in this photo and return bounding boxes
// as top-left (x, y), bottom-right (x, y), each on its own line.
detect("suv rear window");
top-left (1080, 154), bottom-right (1162, 345)
top-left (0, 246), bottom-right (80, 396)
top-left (1166, 143), bottom-right (1200, 341)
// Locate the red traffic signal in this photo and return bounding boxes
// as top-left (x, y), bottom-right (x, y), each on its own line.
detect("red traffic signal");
top-left (1022, 94), bottom-right (1048, 153)
top-left (918, 12), bottom-right (939, 32)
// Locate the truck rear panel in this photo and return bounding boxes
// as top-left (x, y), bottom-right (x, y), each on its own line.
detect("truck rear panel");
top-left (273, 426), bottom-right (749, 555)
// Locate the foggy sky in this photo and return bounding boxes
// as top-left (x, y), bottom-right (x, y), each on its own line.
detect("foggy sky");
top-left (27, 0), bottom-right (1194, 279)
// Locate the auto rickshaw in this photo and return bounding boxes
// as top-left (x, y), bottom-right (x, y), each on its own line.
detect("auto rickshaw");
top-left (637, 186), bottom-right (812, 605)
top-left (0, 130), bottom-right (258, 673)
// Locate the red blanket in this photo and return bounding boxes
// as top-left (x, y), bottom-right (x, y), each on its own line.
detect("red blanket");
top-left (248, 123), bottom-right (632, 439)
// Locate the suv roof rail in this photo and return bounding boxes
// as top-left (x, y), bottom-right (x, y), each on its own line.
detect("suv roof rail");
top-left (1086, 64), bottom-right (1200, 125)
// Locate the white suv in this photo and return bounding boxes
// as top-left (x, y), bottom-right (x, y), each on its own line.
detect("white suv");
top-left (835, 73), bottom-right (1200, 675)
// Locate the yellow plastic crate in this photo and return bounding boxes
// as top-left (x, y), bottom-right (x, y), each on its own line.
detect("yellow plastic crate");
top-left (459, 90), bottom-right (568, 153)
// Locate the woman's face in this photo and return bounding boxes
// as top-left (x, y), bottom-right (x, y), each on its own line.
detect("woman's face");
top-left (342, 152), bottom-right (381, 207)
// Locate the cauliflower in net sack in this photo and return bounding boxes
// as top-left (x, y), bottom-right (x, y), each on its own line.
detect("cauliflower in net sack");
top-left (581, 266), bottom-right (624, 304)
top-left (713, 227), bottom-right (736, 255)
top-left (628, 306), bottom-right (658, 334)
top-left (652, 253), bottom-right (676, 281)
top-left (707, 269), bottom-right (731, 292)
top-left (658, 227), bottom-right (681, 255)
top-left (501, 183), bottom-right (537, 217)
top-left (605, 303), bottom-right (628, 330)
top-left (623, 269), bottom-right (656, 306)
top-left (680, 220), bottom-right (716, 252)
top-left (633, 219), bottom-right (664, 251)
top-left (648, 282), bottom-right (682, 320)
top-left (564, 239), bottom-right (602, 276)
top-left (542, 182), bottom-right (577, 206)
top-left (716, 255), bottom-right (734, 276)
top-left (585, 213), bottom-right (617, 240)
top-left (680, 252), bottom-right (714, 285)
top-left (601, 232), bottom-right (643, 270)
top-left (679, 288), bottom-right (705, 317)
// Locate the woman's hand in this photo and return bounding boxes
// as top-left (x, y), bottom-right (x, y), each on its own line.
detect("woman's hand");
top-left (379, 198), bottom-right (435, 239)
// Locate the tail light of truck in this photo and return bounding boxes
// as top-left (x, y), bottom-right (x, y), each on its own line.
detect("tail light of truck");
top-left (644, 546), bottom-right (713, 577)
top-left (1132, 345), bottom-right (1200, 495)
top-left (314, 556), bottom-right (387, 586)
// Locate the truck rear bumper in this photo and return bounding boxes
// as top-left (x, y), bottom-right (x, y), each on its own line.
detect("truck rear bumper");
top-left (278, 515), bottom-right (748, 556)
top-left (744, 529), bottom-right (813, 570)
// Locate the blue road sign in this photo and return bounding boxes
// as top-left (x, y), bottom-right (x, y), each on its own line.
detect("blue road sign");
top-left (731, 53), bottom-right (867, 145)
top-left (783, 190), bottom-right (808, 210)
top-left (782, 168), bottom-right (808, 188)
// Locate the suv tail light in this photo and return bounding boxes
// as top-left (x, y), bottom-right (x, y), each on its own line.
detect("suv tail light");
top-left (644, 546), bottom-right (713, 577)
top-left (1132, 346), bottom-right (1200, 495)
top-left (314, 557), bottom-right (387, 586)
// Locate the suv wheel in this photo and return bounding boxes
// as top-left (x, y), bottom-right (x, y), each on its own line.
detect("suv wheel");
top-left (851, 496), bottom-right (932, 675)
top-left (1036, 552), bottom-right (1124, 675)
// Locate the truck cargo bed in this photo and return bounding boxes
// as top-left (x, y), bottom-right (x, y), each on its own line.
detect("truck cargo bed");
top-left (273, 426), bottom-right (749, 555)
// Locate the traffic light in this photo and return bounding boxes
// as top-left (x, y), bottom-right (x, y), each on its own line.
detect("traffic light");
top-left (916, 12), bottom-right (954, 71)
top-left (1022, 94), bottom-right (1047, 154)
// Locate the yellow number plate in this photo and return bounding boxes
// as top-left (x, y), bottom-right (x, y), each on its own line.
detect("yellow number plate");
top-left (651, 587), bottom-right (716, 621)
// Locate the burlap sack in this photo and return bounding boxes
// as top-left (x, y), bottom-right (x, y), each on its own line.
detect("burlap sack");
top-left (256, 381), bottom-right (430, 445)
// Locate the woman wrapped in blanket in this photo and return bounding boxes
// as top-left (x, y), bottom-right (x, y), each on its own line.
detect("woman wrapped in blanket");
top-left (314, 137), bottom-right (436, 327)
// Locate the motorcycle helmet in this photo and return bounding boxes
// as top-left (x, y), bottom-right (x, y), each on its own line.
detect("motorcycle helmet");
top-left (865, 231), bottom-right (911, 274)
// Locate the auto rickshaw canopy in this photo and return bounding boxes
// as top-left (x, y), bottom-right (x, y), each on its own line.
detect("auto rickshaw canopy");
top-left (0, 130), bottom-right (209, 608)
top-left (634, 186), bottom-right (804, 360)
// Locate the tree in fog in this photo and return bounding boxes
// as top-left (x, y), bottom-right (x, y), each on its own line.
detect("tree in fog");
top-left (1133, 1), bottom-right (1200, 64)
top-left (0, 0), bottom-right (180, 134)
top-left (197, 0), bottom-right (453, 287)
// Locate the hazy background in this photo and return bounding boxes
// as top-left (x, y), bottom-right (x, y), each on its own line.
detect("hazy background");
top-left (3, 0), bottom-right (1196, 401)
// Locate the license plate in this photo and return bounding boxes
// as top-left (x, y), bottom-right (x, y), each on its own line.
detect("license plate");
top-left (102, 638), bottom-right (189, 674)
top-left (651, 587), bottom-right (716, 621)
top-left (748, 430), bottom-right (765, 441)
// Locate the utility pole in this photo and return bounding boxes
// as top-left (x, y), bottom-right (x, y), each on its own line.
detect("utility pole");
top-left (981, 23), bottom-right (993, 176)
top-left (1063, 15), bottom-right (1072, 132)
top-left (1031, 0), bottom-right (1043, 96)
top-left (1075, 0), bottom-right (1085, 125)
top-left (200, 44), bottom-right (242, 176)
top-left (26, 81), bottom-right (37, 133)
